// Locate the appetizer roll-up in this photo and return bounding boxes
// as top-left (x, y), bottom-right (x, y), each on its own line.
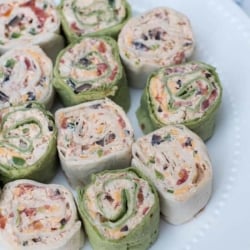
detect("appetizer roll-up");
top-left (0, 102), bottom-right (57, 184)
top-left (55, 98), bottom-right (134, 188)
top-left (137, 61), bottom-right (223, 141)
top-left (77, 168), bottom-right (160, 250)
top-left (0, 179), bottom-right (84, 250)
top-left (132, 125), bottom-right (213, 225)
top-left (118, 7), bottom-right (195, 88)
top-left (58, 0), bottom-right (131, 42)
top-left (0, 45), bottom-right (54, 110)
top-left (53, 36), bottom-right (130, 111)
top-left (0, 0), bottom-right (64, 61)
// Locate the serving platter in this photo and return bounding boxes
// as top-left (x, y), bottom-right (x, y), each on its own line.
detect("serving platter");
top-left (1, 0), bottom-right (250, 249)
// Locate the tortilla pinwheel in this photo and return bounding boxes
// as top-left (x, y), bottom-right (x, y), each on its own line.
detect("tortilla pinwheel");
top-left (118, 7), bottom-right (195, 88)
top-left (55, 98), bottom-right (134, 188)
top-left (137, 61), bottom-right (223, 141)
top-left (0, 179), bottom-right (84, 249)
top-left (132, 125), bottom-right (213, 224)
top-left (58, 0), bottom-right (131, 42)
top-left (0, 102), bottom-right (57, 184)
top-left (0, 0), bottom-right (64, 61)
top-left (53, 36), bottom-right (130, 111)
top-left (0, 45), bottom-right (54, 109)
top-left (77, 167), bottom-right (160, 250)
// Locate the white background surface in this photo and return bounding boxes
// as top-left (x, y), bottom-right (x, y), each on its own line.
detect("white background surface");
top-left (2, 0), bottom-right (250, 249)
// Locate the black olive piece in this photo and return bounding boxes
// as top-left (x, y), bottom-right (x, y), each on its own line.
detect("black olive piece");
top-left (120, 225), bottom-right (129, 232)
top-left (25, 103), bottom-right (33, 108)
top-left (67, 78), bottom-right (76, 89)
top-left (60, 218), bottom-right (67, 227)
top-left (184, 137), bottom-right (192, 147)
top-left (132, 41), bottom-right (149, 51)
top-left (7, 15), bottom-right (21, 26)
top-left (55, 189), bottom-right (61, 195)
top-left (27, 91), bottom-right (36, 101)
top-left (151, 134), bottom-right (163, 146)
top-left (205, 73), bottom-right (212, 79)
top-left (0, 91), bottom-right (9, 102)
top-left (3, 74), bottom-right (10, 82)
top-left (90, 103), bottom-right (102, 109)
top-left (74, 83), bottom-right (92, 94)
top-left (22, 241), bottom-right (28, 246)
top-left (105, 133), bottom-right (116, 144)
top-left (79, 57), bottom-right (91, 67)
top-left (96, 138), bottom-right (105, 147)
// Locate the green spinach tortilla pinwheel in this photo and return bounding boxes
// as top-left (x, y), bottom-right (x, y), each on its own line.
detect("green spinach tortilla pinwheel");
top-left (0, 45), bottom-right (54, 110)
top-left (77, 168), bottom-right (160, 250)
top-left (58, 0), bottom-right (131, 42)
top-left (137, 61), bottom-right (223, 141)
top-left (118, 7), bottom-right (195, 88)
top-left (0, 0), bottom-right (64, 61)
top-left (53, 36), bottom-right (130, 111)
top-left (55, 98), bottom-right (134, 188)
top-left (0, 102), bottom-right (57, 184)
top-left (0, 179), bottom-right (84, 250)
top-left (132, 125), bottom-right (213, 225)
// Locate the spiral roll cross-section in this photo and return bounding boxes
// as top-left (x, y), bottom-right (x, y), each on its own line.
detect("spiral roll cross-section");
top-left (118, 7), bottom-right (195, 88)
top-left (54, 36), bottom-right (130, 110)
top-left (137, 61), bottom-right (223, 140)
top-left (0, 0), bottom-right (64, 60)
top-left (132, 125), bottom-right (213, 224)
top-left (0, 45), bottom-right (54, 109)
top-left (55, 99), bottom-right (134, 188)
top-left (59, 0), bottom-right (131, 42)
top-left (0, 179), bottom-right (84, 249)
top-left (0, 102), bottom-right (57, 184)
top-left (77, 168), bottom-right (160, 250)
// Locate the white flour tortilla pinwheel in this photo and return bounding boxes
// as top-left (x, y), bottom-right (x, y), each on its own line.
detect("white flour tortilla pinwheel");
top-left (0, 179), bottom-right (84, 250)
top-left (132, 125), bottom-right (213, 225)
top-left (0, 45), bottom-right (54, 109)
top-left (0, 0), bottom-right (64, 61)
top-left (55, 98), bottom-right (134, 188)
top-left (118, 7), bottom-right (195, 88)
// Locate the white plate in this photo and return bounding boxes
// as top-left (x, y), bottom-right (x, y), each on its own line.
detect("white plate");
top-left (2, 0), bottom-right (250, 249)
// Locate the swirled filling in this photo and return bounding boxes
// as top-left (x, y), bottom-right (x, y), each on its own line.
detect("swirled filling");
top-left (0, 182), bottom-right (75, 247)
top-left (58, 37), bottom-right (120, 94)
top-left (118, 7), bottom-right (194, 66)
top-left (56, 99), bottom-right (133, 160)
top-left (132, 125), bottom-right (212, 199)
top-left (84, 171), bottom-right (155, 239)
top-left (0, 0), bottom-right (59, 45)
top-left (61, 0), bottom-right (127, 35)
top-left (0, 105), bottom-right (54, 167)
top-left (0, 47), bottom-right (52, 108)
top-left (149, 62), bottom-right (221, 123)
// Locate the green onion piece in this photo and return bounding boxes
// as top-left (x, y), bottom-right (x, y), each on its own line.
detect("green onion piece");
top-left (12, 156), bottom-right (25, 166)
top-left (11, 32), bottom-right (21, 39)
top-left (155, 170), bottom-right (164, 180)
top-left (97, 149), bottom-right (103, 157)
top-left (167, 189), bottom-right (174, 194)
top-left (5, 59), bottom-right (16, 68)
